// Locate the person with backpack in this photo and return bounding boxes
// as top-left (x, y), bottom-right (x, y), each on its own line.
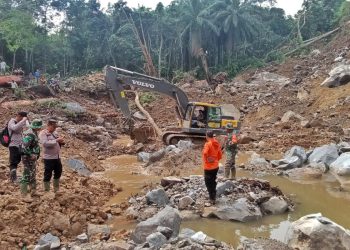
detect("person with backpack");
top-left (223, 124), bottom-right (239, 180)
top-left (7, 111), bottom-right (28, 182)
top-left (39, 119), bottom-right (65, 193)
top-left (21, 119), bottom-right (43, 197)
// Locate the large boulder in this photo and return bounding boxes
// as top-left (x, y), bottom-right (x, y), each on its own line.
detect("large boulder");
top-left (66, 159), bottom-right (91, 177)
top-left (321, 64), bottom-right (350, 88)
top-left (330, 153), bottom-right (350, 176)
top-left (177, 140), bottom-right (194, 151)
top-left (65, 102), bottom-right (86, 114)
top-left (148, 149), bottom-right (166, 164)
top-left (137, 152), bottom-right (150, 163)
top-left (178, 196), bottom-right (194, 210)
top-left (132, 206), bottom-right (181, 243)
top-left (261, 196), bottom-right (288, 215)
top-left (285, 146), bottom-right (307, 163)
top-left (247, 153), bottom-right (270, 169)
top-left (146, 188), bottom-right (169, 207)
top-left (216, 180), bottom-right (235, 197)
top-left (250, 72), bottom-right (291, 86)
top-left (287, 213), bottom-right (350, 249)
top-left (286, 167), bottom-right (323, 181)
top-left (203, 198), bottom-right (262, 222)
top-left (160, 177), bottom-right (183, 187)
top-left (281, 111), bottom-right (305, 123)
top-left (87, 224), bottom-right (111, 239)
top-left (308, 144), bottom-right (339, 166)
top-left (275, 156), bottom-right (304, 170)
top-left (36, 233), bottom-right (60, 250)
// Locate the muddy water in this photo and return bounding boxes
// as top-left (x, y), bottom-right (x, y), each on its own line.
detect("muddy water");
top-left (103, 151), bottom-right (350, 247)
top-left (103, 155), bottom-right (160, 204)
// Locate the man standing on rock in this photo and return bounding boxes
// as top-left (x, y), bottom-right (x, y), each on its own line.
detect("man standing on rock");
top-left (202, 130), bottom-right (222, 204)
top-left (21, 119), bottom-right (43, 197)
top-left (39, 119), bottom-right (64, 193)
top-left (223, 124), bottom-right (238, 180)
top-left (7, 111), bottom-right (28, 182)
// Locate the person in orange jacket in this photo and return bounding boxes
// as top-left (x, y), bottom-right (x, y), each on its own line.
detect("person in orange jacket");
top-left (202, 130), bottom-right (222, 204)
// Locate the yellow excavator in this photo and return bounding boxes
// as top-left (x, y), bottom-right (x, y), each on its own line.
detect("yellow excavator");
top-left (105, 66), bottom-right (240, 145)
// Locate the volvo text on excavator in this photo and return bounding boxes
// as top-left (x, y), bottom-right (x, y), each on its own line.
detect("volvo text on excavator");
top-left (105, 65), bottom-right (240, 145)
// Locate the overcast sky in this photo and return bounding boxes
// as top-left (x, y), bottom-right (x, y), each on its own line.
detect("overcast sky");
top-left (99, 0), bottom-right (304, 16)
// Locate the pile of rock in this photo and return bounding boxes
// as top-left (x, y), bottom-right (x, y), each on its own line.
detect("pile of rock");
top-left (63, 73), bottom-right (106, 93)
top-left (137, 140), bottom-right (194, 164)
top-left (66, 124), bottom-right (113, 150)
top-left (126, 176), bottom-right (292, 224)
top-left (130, 206), bottom-right (232, 250)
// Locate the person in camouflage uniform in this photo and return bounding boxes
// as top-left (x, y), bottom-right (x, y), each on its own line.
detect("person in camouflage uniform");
top-left (224, 124), bottom-right (238, 180)
top-left (21, 119), bottom-right (43, 196)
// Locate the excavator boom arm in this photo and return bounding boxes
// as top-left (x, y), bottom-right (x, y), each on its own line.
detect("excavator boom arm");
top-left (105, 66), bottom-right (189, 120)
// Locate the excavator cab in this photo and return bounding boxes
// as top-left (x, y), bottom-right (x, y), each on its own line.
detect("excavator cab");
top-left (182, 102), bottom-right (239, 136)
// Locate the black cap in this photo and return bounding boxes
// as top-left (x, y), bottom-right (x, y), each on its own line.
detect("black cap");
top-left (17, 111), bottom-right (27, 117)
top-left (47, 118), bottom-right (58, 125)
top-left (206, 130), bottom-right (214, 138)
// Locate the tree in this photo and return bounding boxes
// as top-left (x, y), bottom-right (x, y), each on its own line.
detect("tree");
top-left (0, 10), bottom-right (36, 71)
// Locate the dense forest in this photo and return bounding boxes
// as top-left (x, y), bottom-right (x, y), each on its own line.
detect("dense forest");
top-left (0, 0), bottom-right (349, 80)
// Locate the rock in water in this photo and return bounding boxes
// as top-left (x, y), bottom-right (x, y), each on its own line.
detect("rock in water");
top-left (286, 167), bottom-right (323, 180)
top-left (146, 232), bottom-right (167, 249)
top-left (146, 188), bottom-right (169, 207)
top-left (321, 64), bottom-right (350, 88)
top-left (287, 213), bottom-right (350, 249)
top-left (132, 206), bottom-right (181, 243)
top-left (137, 152), bottom-right (150, 163)
top-left (330, 153), bottom-right (350, 176)
top-left (308, 144), bottom-right (339, 166)
top-left (261, 196), bottom-right (288, 214)
top-left (285, 146), bottom-right (307, 163)
top-left (203, 198), bottom-right (262, 222)
top-left (148, 149), bottom-right (166, 163)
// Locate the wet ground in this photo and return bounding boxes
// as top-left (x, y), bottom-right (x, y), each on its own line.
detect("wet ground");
top-left (101, 150), bottom-right (350, 247)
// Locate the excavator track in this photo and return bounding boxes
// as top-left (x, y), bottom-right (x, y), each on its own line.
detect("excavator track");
top-left (162, 131), bottom-right (206, 145)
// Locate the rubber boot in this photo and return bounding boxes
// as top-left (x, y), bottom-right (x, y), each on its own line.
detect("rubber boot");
top-left (224, 167), bottom-right (230, 179)
top-left (44, 182), bottom-right (50, 192)
top-left (10, 169), bottom-right (17, 183)
top-left (53, 179), bottom-right (60, 193)
top-left (230, 168), bottom-right (236, 180)
top-left (30, 182), bottom-right (39, 197)
top-left (20, 183), bottom-right (28, 196)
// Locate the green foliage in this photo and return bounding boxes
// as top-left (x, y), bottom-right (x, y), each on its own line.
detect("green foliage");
top-left (335, 1), bottom-right (350, 23)
top-left (226, 57), bottom-right (264, 78)
top-left (0, 0), bottom-right (345, 81)
top-left (300, 0), bottom-right (345, 40)
top-left (13, 88), bottom-right (27, 99)
top-left (139, 92), bottom-right (156, 105)
top-left (265, 51), bottom-right (285, 63)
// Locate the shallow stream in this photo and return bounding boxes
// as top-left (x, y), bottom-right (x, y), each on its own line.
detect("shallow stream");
top-left (101, 149), bottom-right (350, 247)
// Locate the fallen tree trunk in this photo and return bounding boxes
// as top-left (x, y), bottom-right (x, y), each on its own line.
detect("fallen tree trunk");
top-left (134, 91), bottom-right (162, 139)
top-left (284, 27), bottom-right (341, 56)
